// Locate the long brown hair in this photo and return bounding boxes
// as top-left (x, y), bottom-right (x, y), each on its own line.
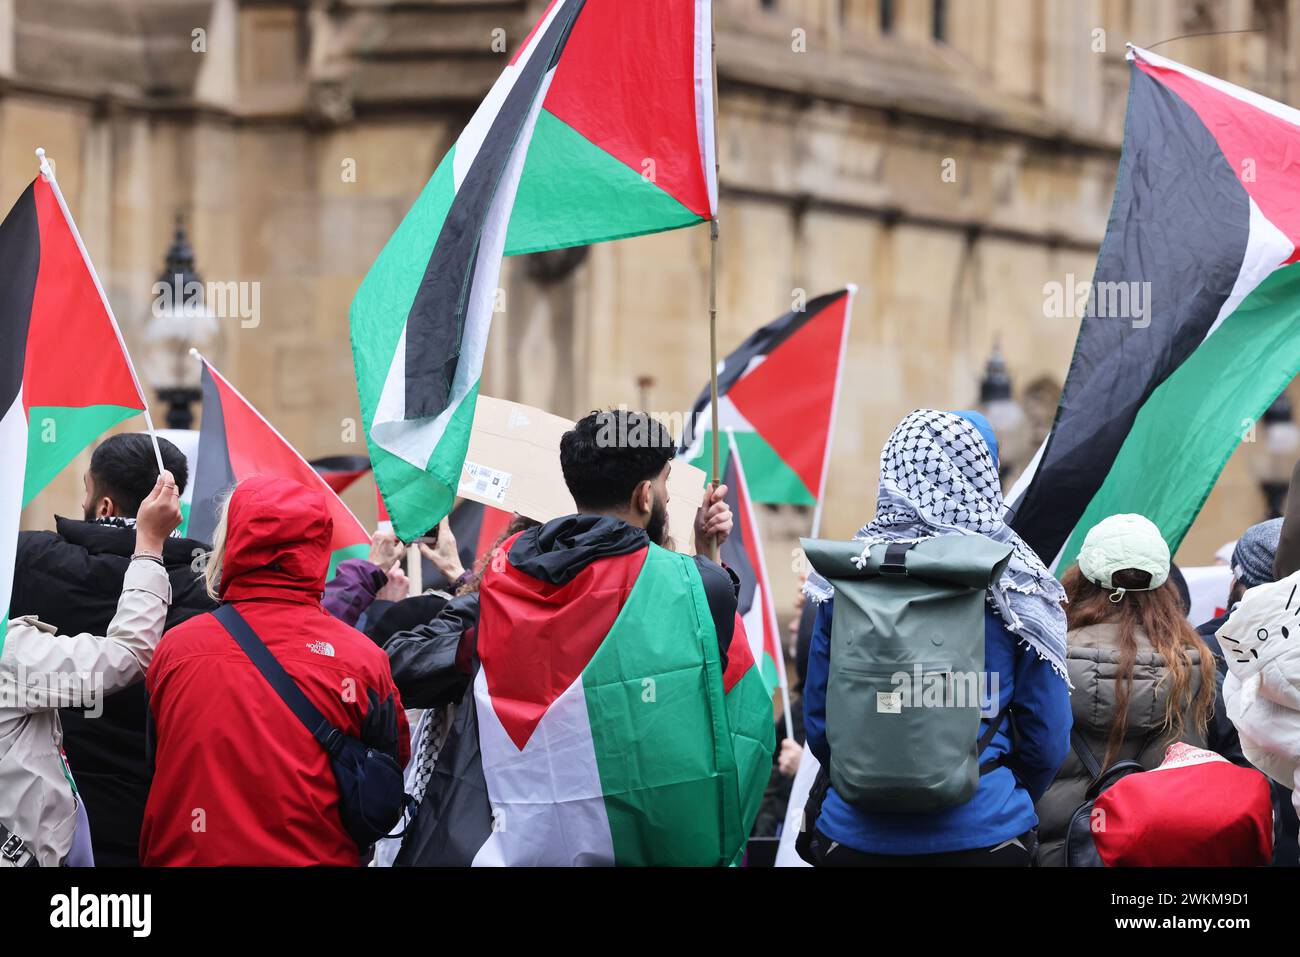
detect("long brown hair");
top-left (1061, 566), bottom-right (1216, 768)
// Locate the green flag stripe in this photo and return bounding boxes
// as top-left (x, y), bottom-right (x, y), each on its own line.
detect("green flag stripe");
top-left (581, 545), bottom-right (741, 865)
top-left (689, 430), bottom-right (816, 505)
top-left (1058, 261), bottom-right (1300, 572)
top-left (504, 109), bottom-right (704, 257)
top-left (328, 542), bottom-right (371, 582)
top-left (23, 404), bottom-right (140, 505)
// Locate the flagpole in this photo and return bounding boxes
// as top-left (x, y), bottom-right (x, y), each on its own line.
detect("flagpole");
top-left (35, 148), bottom-right (166, 477)
top-left (809, 283), bottom-right (857, 540)
top-left (705, 0), bottom-right (721, 563)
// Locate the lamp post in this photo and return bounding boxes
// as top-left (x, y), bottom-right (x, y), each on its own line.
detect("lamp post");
top-left (142, 215), bottom-right (215, 431)
top-left (977, 341), bottom-right (1031, 480)
top-left (1256, 391), bottom-right (1300, 519)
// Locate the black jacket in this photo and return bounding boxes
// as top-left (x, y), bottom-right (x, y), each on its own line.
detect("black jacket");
top-left (10, 518), bottom-right (216, 866)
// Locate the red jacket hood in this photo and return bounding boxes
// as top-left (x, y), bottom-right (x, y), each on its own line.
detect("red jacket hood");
top-left (219, 475), bottom-right (333, 603)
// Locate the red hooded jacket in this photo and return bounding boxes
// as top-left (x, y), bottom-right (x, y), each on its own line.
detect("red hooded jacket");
top-left (140, 476), bottom-right (409, 866)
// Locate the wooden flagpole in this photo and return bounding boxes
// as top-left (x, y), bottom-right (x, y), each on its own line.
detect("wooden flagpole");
top-left (705, 0), bottom-right (721, 562)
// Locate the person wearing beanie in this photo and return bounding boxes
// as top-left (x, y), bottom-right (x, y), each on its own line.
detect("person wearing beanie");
top-left (1034, 514), bottom-right (1217, 866)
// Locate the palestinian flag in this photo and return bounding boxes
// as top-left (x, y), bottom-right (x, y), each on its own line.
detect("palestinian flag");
top-left (352, 0), bottom-right (718, 541)
top-left (405, 527), bottom-right (772, 866)
top-left (681, 287), bottom-right (855, 506)
top-left (1008, 46), bottom-right (1300, 570)
top-left (188, 356), bottom-right (370, 575)
top-left (0, 166), bottom-right (149, 647)
top-left (309, 455), bottom-right (372, 495)
top-left (720, 432), bottom-right (787, 694)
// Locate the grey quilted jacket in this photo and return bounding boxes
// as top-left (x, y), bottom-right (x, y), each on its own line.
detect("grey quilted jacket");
top-left (1034, 623), bottom-right (1206, 867)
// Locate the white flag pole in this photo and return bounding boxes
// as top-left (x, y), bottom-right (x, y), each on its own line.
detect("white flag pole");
top-left (809, 283), bottom-right (857, 539)
top-left (35, 148), bottom-right (166, 476)
top-left (726, 428), bottom-right (795, 743)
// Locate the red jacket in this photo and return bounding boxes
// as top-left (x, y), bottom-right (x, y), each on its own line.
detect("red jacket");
top-left (140, 476), bottom-right (409, 866)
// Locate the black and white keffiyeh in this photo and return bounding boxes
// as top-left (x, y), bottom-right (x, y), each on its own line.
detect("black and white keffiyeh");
top-left (805, 409), bottom-right (1069, 682)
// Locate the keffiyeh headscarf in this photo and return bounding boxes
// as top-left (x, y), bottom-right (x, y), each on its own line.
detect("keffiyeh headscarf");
top-left (804, 409), bottom-right (1069, 682)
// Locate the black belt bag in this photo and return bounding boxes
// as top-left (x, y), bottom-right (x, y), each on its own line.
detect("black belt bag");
top-left (213, 604), bottom-right (411, 850)
top-left (0, 822), bottom-right (39, 867)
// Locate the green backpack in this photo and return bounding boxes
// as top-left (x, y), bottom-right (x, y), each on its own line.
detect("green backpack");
top-left (801, 534), bottom-right (1014, 813)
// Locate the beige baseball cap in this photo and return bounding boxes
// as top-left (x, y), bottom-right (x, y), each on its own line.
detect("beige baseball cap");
top-left (1077, 513), bottom-right (1170, 592)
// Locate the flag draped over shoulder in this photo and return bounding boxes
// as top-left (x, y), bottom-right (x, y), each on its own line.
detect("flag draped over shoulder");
top-left (189, 358), bottom-right (371, 577)
top-left (410, 529), bottom-right (772, 866)
top-left (0, 171), bottom-right (148, 649)
top-left (1009, 46), bottom-right (1300, 570)
top-left (351, 0), bottom-right (719, 541)
top-left (681, 287), bottom-right (855, 505)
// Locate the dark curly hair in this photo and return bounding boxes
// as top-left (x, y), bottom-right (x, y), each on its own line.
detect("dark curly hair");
top-left (560, 410), bottom-right (676, 510)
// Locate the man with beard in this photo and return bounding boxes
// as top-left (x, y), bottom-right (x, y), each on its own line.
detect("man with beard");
top-left (383, 409), bottom-right (776, 866)
top-left (10, 433), bottom-right (216, 865)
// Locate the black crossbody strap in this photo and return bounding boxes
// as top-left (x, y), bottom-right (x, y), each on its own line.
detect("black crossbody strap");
top-left (1070, 729), bottom-right (1103, 780)
top-left (213, 604), bottom-right (341, 755)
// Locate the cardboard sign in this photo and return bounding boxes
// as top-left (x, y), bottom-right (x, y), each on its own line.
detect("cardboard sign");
top-left (458, 396), bottom-right (707, 554)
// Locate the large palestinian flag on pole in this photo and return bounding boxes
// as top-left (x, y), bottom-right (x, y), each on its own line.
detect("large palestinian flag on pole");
top-left (351, 0), bottom-right (718, 542)
top-left (0, 165), bottom-right (150, 649)
top-left (404, 528), bottom-right (773, 866)
top-left (681, 287), bottom-right (855, 508)
top-left (188, 356), bottom-right (370, 576)
top-left (1008, 46), bottom-right (1300, 570)
top-left (720, 433), bottom-right (787, 695)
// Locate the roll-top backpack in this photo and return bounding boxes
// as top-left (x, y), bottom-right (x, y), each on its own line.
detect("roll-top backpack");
top-left (801, 534), bottom-right (1014, 813)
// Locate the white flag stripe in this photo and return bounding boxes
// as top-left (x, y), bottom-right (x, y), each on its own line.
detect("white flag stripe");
top-left (0, 393), bottom-right (29, 643)
top-left (372, 66), bottom-right (560, 470)
top-left (680, 394), bottom-right (756, 463)
top-left (451, 0), bottom-right (571, 190)
top-left (471, 668), bottom-right (615, 866)
top-left (693, 0), bottom-right (718, 218)
top-left (1203, 197), bottom-right (1293, 345)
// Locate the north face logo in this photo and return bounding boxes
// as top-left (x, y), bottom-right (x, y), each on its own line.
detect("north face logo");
top-left (306, 641), bottom-right (335, 657)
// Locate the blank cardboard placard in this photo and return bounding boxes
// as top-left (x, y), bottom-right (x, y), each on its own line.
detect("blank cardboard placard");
top-left (457, 396), bottom-right (707, 554)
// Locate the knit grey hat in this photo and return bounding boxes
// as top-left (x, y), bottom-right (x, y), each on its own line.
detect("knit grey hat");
top-left (1231, 518), bottom-right (1283, 590)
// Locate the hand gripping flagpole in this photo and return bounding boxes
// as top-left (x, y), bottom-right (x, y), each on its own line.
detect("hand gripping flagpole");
top-left (36, 147), bottom-right (167, 477)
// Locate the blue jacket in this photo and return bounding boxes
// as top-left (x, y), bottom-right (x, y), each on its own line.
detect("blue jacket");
top-left (804, 599), bottom-right (1072, 856)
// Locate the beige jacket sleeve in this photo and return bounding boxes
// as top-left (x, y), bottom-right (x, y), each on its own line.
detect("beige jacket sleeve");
top-left (0, 559), bottom-right (172, 713)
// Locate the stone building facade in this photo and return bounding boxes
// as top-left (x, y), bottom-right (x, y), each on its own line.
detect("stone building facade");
top-left (5, 0), bottom-right (1297, 622)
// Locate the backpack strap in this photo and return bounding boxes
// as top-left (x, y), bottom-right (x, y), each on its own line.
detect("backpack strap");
top-left (212, 604), bottom-right (344, 757)
top-left (879, 541), bottom-right (918, 577)
top-left (1071, 729), bottom-right (1104, 780)
top-left (977, 701), bottom-right (1015, 775)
